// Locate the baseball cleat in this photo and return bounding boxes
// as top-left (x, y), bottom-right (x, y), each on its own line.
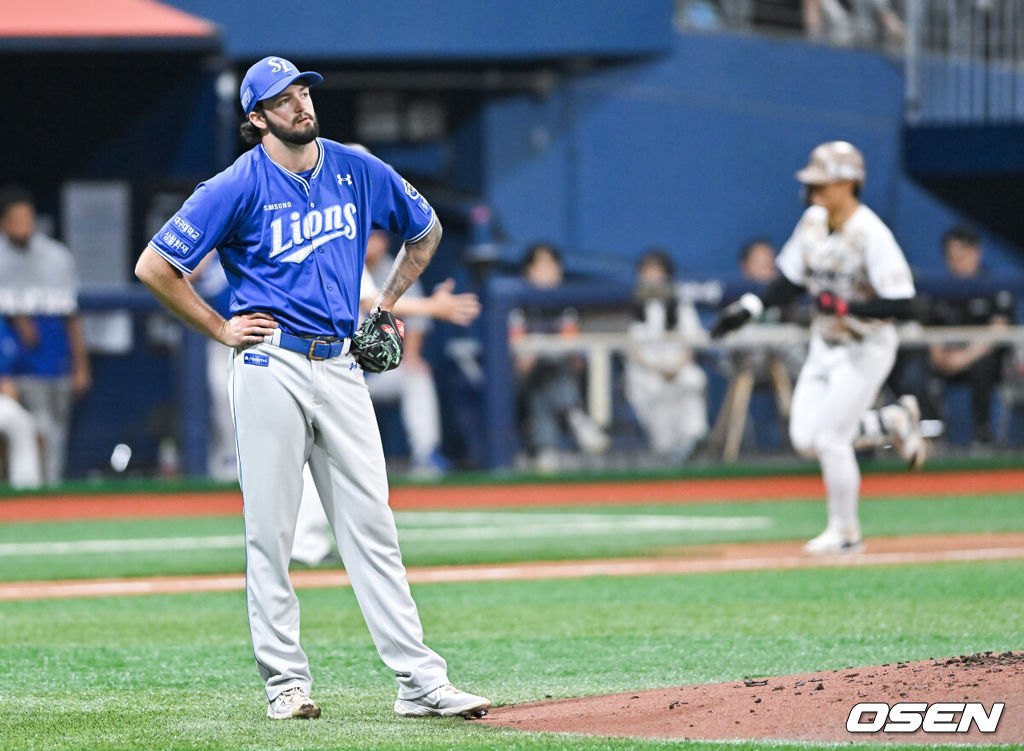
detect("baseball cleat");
top-left (267, 686), bottom-right (321, 719)
top-left (394, 684), bottom-right (491, 718)
top-left (802, 528), bottom-right (865, 555)
top-left (890, 395), bottom-right (928, 470)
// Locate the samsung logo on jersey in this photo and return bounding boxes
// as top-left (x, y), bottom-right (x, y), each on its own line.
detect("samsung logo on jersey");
top-left (263, 202), bottom-right (292, 211)
top-left (270, 203), bottom-right (358, 264)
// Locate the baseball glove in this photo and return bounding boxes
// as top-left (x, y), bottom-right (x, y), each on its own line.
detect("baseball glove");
top-left (351, 308), bottom-right (405, 373)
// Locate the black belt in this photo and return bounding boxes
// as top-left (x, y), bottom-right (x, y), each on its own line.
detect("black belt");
top-left (275, 331), bottom-right (351, 360)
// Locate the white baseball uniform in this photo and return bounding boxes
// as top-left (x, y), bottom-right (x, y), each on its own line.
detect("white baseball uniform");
top-left (776, 203), bottom-right (915, 536)
top-left (0, 393), bottom-right (41, 489)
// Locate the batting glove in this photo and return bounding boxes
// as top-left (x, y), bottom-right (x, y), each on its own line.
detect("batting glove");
top-left (815, 292), bottom-right (849, 317)
top-left (710, 293), bottom-right (763, 339)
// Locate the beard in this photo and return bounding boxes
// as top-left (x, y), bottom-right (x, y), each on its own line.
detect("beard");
top-left (265, 114), bottom-right (319, 145)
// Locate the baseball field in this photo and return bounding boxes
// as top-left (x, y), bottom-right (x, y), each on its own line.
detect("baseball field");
top-left (1, 462), bottom-right (1022, 749)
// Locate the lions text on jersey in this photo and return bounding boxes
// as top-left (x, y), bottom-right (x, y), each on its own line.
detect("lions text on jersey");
top-left (148, 139), bottom-right (435, 338)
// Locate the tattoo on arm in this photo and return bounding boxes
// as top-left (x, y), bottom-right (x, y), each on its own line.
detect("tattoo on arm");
top-left (374, 221), bottom-right (443, 311)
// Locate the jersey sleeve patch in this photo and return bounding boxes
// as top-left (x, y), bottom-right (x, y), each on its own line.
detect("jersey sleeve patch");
top-left (159, 228), bottom-right (195, 257)
top-left (170, 215), bottom-right (204, 243)
top-left (402, 179), bottom-right (421, 200)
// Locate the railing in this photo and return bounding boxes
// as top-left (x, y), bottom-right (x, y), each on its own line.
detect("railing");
top-left (906, 0), bottom-right (1024, 123)
top-left (511, 323), bottom-right (1024, 432)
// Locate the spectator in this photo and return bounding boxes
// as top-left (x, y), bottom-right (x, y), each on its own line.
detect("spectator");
top-left (737, 237), bottom-right (808, 372)
top-left (752, 1), bottom-right (805, 33)
top-left (0, 316), bottom-right (42, 489)
top-left (623, 249), bottom-right (707, 459)
top-left (510, 242), bottom-right (609, 472)
top-left (0, 187), bottom-right (91, 484)
top-left (710, 239), bottom-right (805, 458)
top-left (928, 225), bottom-right (1015, 446)
top-left (803, 0), bottom-right (904, 49)
top-left (739, 237), bottom-right (777, 285)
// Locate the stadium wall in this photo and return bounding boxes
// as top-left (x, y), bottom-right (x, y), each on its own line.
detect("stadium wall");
top-left (481, 31), bottom-right (1022, 275)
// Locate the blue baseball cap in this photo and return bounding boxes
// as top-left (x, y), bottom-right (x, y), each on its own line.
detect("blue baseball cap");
top-left (240, 56), bottom-right (323, 114)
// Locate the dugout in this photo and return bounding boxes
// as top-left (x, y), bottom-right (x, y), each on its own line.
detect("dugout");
top-left (3, 0), bottom-right (679, 477)
top-left (1, 0), bottom-right (225, 477)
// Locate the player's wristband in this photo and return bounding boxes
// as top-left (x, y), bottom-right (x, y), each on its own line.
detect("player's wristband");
top-left (738, 293), bottom-right (765, 319)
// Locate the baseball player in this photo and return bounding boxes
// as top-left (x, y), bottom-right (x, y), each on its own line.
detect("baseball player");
top-left (712, 141), bottom-right (926, 554)
top-left (135, 56), bottom-right (490, 720)
top-left (0, 317), bottom-right (41, 489)
top-left (0, 187), bottom-right (92, 484)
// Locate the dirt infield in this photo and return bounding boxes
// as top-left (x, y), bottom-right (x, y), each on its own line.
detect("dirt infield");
top-left (480, 652), bottom-right (1024, 744)
top-left (3, 531), bottom-right (1023, 601)
top-left (2, 468), bottom-right (1023, 522)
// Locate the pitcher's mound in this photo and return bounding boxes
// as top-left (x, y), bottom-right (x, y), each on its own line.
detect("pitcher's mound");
top-left (480, 652), bottom-right (1023, 744)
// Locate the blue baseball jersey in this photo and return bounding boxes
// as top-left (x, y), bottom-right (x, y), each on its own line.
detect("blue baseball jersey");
top-left (0, 318), bottom-right (17, 375)
top-left (148, 139), bottom-right (436, 339)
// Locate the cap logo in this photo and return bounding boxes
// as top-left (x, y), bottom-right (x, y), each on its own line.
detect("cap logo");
top-left (241, 86), bottom-right (255, 112)
top-left (267, 58), bottom-right (295, 75)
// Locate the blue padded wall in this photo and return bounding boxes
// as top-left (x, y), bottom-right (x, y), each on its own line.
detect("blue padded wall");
top-left (482, 32), bottom-right (1023, 275)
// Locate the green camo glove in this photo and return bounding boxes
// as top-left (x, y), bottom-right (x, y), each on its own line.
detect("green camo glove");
top-left (351, 308), bottom-right (405, 373)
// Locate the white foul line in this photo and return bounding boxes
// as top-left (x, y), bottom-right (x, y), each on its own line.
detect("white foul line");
top-left (0, 514), bottom-right (770, 557)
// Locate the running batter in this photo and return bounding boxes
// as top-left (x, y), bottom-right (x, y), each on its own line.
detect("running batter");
top-left (712, 141), bottom-right (926, 554)
top-left (135, 56), bottom-right (489, 720)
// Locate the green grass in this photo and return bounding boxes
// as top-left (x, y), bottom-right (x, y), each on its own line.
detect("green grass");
top-left (1, 561), bottom-right (1021, 750)
top-left (2, 481), bottom-right (1021, 749)
top-left (1, 493), bottom-right (1022, 581)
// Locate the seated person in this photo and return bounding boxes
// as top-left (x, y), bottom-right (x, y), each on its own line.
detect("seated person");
top-left (712, 239), bottom-right (807, 455)
top-left (624, 248), bottom-right (707, 459)
top-left (928, 225), bottom-right (1015, 446)
top-left (733, 237), bottom-right (807, 380)
top-left (803, 0), bottom-right (904, 48)
top-left (509, 242), bottom-right (609, 472)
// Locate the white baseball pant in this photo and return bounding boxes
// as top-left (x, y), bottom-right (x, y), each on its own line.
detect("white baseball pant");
top-left (788, 325), bottom-right (898, 536)
top-left (0, 393), bottom-right (41, 489)
top-left (292, 463), bottom-right (334, 565)
top-left (229, 338), bottom-right (448, 702)
top-left (13, 376), bottom-right (72, 484)
top-left (291, 364), bottom-right (444, 565)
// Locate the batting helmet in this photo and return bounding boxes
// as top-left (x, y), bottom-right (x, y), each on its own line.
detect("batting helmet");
top-left (795, 141), bottom-right (866, 186)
